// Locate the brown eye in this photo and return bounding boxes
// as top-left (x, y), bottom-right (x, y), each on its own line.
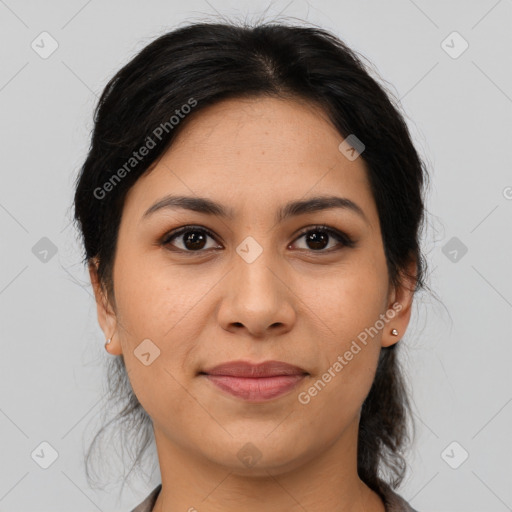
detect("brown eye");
top-left (291, 226), bottom-right (355, 252)
top-left (161, 224), bottom-right (355, 255)
top-left (162, 227), bottom-right (221, 252)
top-left (304, 231), bottom-right (329, 250)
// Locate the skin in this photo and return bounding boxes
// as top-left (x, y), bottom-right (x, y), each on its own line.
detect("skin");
top-left (90, 96), bottom-right (416, 512)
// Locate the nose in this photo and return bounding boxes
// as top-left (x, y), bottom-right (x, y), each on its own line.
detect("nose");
top-left (216, 247), bottom-right (296, 339)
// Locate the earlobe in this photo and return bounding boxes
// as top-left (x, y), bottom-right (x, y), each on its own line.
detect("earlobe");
top-left (381, 301), bottom-right (412, 348)
top-left (104, 332), bottom-right (122, 355)
top-left (382, 261), bottom-right (417, 348)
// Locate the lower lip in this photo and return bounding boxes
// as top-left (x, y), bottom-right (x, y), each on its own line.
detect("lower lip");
top-left (203, 374), bottom-right (306, 401)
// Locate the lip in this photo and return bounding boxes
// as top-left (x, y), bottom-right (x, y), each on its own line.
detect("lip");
top-left (202, 360), bottom-right (308, 377)
top-left (200, 360), bottom-right (308, 402)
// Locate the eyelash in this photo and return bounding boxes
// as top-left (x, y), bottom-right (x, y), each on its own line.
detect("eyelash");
top-left (160, 224), bottom-right (356, 255)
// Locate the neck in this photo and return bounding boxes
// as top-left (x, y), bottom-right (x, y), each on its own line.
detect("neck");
top-left (151, 416), bottom-right (385, 512)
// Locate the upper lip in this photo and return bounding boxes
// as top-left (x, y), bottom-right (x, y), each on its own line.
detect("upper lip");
top-left (201, 360), bottom-right (308, 378)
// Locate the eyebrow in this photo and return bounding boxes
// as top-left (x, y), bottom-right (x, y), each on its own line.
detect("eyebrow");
top-left (142, 194), bottom-right (369, 225)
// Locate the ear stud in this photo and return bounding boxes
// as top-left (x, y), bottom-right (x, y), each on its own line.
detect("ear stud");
top-left (105, 335), bottom-right (113, 352)
top-left (391, 329), bottom-right (398, 336)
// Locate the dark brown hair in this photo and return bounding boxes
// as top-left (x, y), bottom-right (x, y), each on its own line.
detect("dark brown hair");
top-left (73, 19), bottom-right (429, 497)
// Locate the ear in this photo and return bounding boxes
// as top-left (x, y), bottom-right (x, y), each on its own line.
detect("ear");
top-left (89, 257), bottom-right (122, 355)
top-left (381, 258), bottom-right (417, 348)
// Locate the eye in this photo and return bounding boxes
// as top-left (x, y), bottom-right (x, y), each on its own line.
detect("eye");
top-left (290, 225), bottom-right (355, 252)
top-left (161, 224), bottom-right (355, 254)
top-left (161, 226), bottom-right (221, 253)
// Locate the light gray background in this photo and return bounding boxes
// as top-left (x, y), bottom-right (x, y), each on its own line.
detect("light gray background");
top-left (1, 0), bottom-right (511, 511)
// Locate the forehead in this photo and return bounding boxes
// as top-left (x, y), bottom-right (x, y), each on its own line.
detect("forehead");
top-left (170, 95), bottom-right (345, 164)
top-left (123, 96), bottom-right (377, 227)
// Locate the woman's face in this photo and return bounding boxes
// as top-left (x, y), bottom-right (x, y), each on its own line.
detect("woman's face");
top-left (91, 96), bottom-right (413, 475)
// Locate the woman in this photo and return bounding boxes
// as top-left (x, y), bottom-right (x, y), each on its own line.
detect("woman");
top-left (73, 19), bottom-right (428, 512)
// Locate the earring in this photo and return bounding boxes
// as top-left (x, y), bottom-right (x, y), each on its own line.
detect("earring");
top-left (391, 329), bottom-right (399, 336)
top-left (105, 335), bottom-right (113, 351)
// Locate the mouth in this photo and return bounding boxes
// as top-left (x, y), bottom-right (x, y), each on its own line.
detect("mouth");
top-left (199, 360), bottom-right (309, 402)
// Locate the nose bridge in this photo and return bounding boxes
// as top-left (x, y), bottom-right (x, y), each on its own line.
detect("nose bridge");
top-left (232, 233), bottom-right (280, 303)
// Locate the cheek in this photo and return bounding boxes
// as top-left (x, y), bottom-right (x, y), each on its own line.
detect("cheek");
top-left (112, 252), bottom-right (212, 372)
top-left (296, 256), bottom-right (387, 400)
top-left (292, 321), bottom-right (381, 456)
top-left (296, 279), bottom-right (385, 434)
top-left (113, 251), bottom-right (186, 334)
top-left (302, 259), bottom-right (388, 343)
top-left (112, 256), bottom-right (205, 432)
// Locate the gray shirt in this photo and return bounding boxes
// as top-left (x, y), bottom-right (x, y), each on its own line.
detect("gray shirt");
top-left (130, 483), bottom-right (418, 512)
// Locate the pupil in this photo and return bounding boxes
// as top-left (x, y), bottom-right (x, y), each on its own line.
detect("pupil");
top-left (184, 231), bottom-right (206, 250)
top-left (307, 231), bottom-right (328, 250)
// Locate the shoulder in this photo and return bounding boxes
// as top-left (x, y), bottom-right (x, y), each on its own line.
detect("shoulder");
top-left (130, 484), bottom-right (162, 512)
top-left (378, 482), bottom-right (419, 512)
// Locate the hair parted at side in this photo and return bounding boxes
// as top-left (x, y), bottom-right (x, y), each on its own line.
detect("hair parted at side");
top-left (73, 17), bottom-right (429, 496)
